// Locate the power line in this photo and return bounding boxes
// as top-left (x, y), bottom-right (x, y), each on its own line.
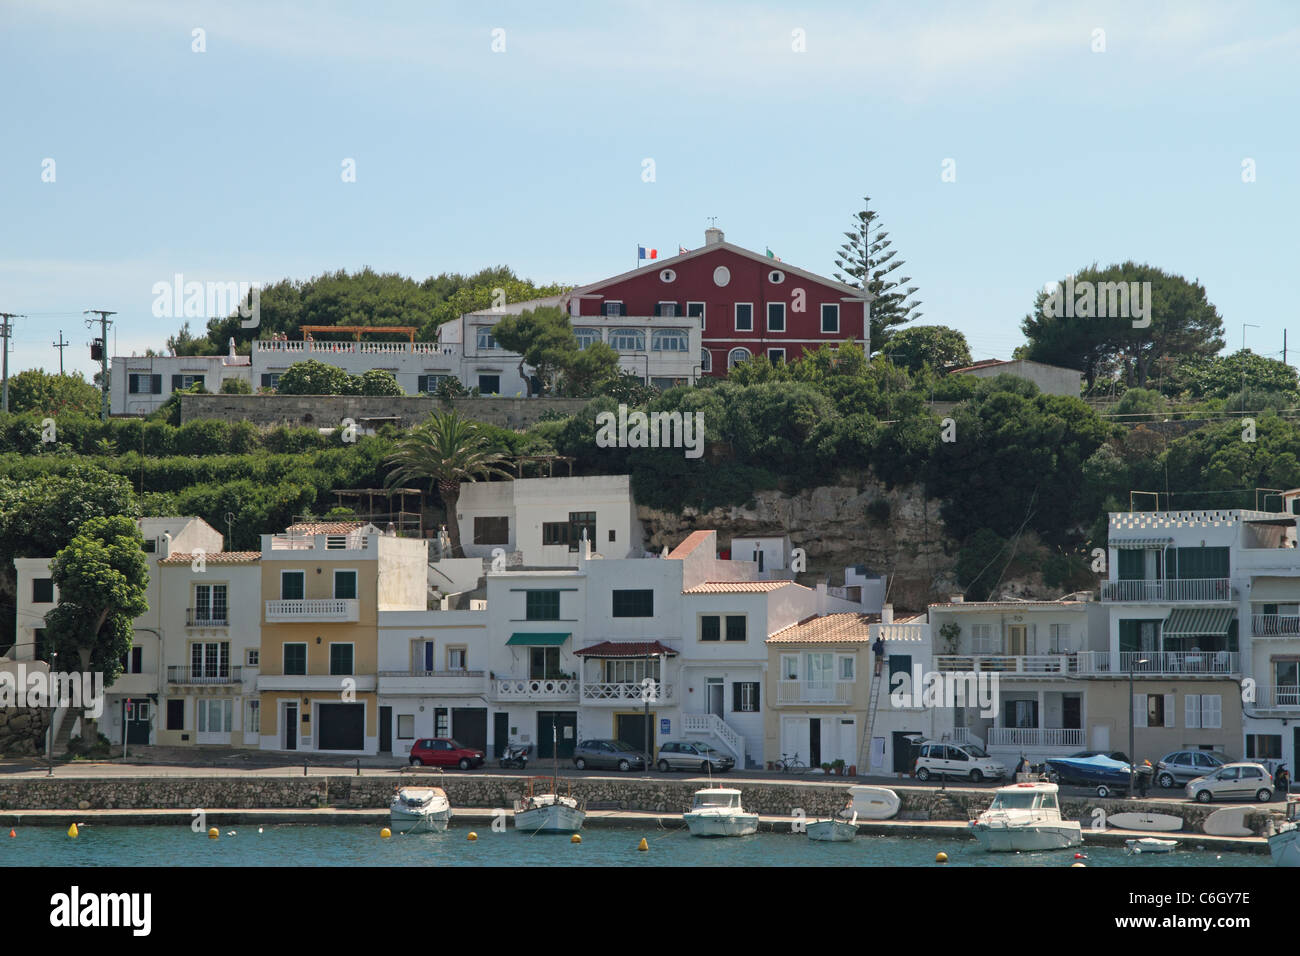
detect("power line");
top-left (83, 309), bottom-right (116, 422)
top-left (52, 331), bottom-right (69, 375)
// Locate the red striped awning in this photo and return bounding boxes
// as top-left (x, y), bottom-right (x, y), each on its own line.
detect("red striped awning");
top-left (575, 641), bottom-right (677, 658)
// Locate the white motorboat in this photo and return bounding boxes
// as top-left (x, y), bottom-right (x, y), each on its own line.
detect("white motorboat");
top-left (389, 787), bottom-right (452, 833)
top-left (970, 781), bottom-right (1082, 852)
top-left (683, 788), bottom-right (759, 838)
top-left (1125, 837), bottom-right (1178, 854)
top-left (1269, 799), bottom-right (1300, 866)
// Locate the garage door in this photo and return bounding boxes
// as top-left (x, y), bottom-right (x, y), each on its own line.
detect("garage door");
top-left (318, 703), bottom-right (365, 751)
top-left (452, 708), bottom-right (488, 753)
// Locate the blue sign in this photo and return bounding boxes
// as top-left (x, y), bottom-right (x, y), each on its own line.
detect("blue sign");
top-left (660, 718), bottom-right (670, 735)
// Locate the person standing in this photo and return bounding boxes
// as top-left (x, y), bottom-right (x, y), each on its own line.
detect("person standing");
top-left (1276, 764), bottom-right (1291, 800)
top-left (872, 635), bottom-right (886, 676)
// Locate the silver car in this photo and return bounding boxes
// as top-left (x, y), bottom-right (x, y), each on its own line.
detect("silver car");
top-left (1156, 750), bottom-right (1229, 788)
top-left (656, 740), bottom-right (735, 773)
top-left (1185, 762), bottom-right (1273, 803)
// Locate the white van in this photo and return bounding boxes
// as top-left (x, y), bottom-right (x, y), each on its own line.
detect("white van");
top-left (913, 740), bottom-right (1006, 783)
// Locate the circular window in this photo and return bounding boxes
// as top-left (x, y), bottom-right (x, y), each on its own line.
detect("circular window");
top-left (768, 269), bottom-right (785, 284)
top-left (713, 265), bottom-right (731, 287)
top-left (659, 268), bottom-right (676, 283)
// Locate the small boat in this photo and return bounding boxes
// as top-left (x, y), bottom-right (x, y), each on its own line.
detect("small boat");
top-left (1108, 811), bottom-right (1183, 832)
top-left (389, 786), bottom-right (452, 833)
top-left (1125, 837), bottom-right (1178, 854)
top-left (1203, 806), bottom-right (1253, 838)
top-left (970, 781), bottom-right (1082, 852)
top-left (808, 809), bottom-right (858, 842)
top-left (846, 786), bottom-right (899, 820)
top-left (1269, 799), bottom-right (1300, 866)
top-left (514, 725), bottom-right (585, 834)
top-left (1044, 754), bottom-right (1138, 797)
top-left (683, 788), bottom-right (759, 838)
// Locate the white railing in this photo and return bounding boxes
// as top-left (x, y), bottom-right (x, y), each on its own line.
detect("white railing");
top-left (946, 728), bottom-right (984, 748)
top-left (934, 654), bottom-right (1076, 675)
top-left (581, 681), bottom-right (675, 702)
top-left (264, 598), bottom-right (360, 622)
top-left (986, 727), bottom-right (1084, 748)
top-left (682, 713), bottom-right (744, 763)
top-left (874, 623), bottom-right (926, 642)
top-left (776, 680), bottom-right (853, 704)
top-left (492, 678), bottom-right (579, 700)
top-left (167, 665), bottom-right (243, 685)
top-left (379, 670), bottom-right (486, 694)
top-left (1074, 651), bottom-right (1239, 675)
top-left (1257, 686), bottom-right (1300, 708)
top-left (269, 533), bottom-right (369, 551)
top-left (1101, 577), bottom-right (1232, 602)
top-left (1254, 614), bottom-right (1300, 636)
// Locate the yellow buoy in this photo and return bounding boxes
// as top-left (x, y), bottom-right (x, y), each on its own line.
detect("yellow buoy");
top-left (208, 827), bottom-right (219, 840)
top-left (571, 834), bottom-right (582, 844)
top-left (67, 823), bottom-right (78, 838)
top-left (935, 851), bottom-right (948, 863)
top-left (1071, 862), bottom-right (1086, 867)
top-left (380, 828), bottom-right (392, 839)
top-left (637, 837), bottom-right (649, 851)
top-left (467, 831), bottom-right (478, 841)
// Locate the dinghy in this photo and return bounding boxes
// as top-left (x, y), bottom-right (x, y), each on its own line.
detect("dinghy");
top-left (1124, 837), bottom-right (1178, 854)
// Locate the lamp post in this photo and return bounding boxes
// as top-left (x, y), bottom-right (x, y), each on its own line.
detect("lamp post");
top-left (47, 650), bottom-right (57, 776)
top-left (1129, 656), bottom-right (1150, 795)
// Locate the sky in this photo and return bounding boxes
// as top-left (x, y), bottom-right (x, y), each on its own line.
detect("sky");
top-left (1, 0), bottom-right (1297, 381)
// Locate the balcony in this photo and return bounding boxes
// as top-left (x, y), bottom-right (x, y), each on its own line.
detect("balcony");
top-left (1254, 686), bottom-right (1300, 710)
top-left (986, 727), bottom-right (1084, 749)
top-left (186, 608), bottom-right (229, 628)
top-left (1101, 578), bottom-right (1233, 602)
top-left (167, 665), bottom-right (243, 686)
top-left (265, 598), bottom-right (359, 622)
top-left (1074, 650), bottom-right (1239, 676)
top-left (775, 680), bottom-right (854, 704)
top-left (489, 677), bottom-right (579, 702)
top-left (1253, 614), bottom-right (1300, 637)
top-left (935, 654), bottom-right (1079, 676)
top-left (256, 674), bottom-right (377, 692)
top-left (581, 681), bottom-right (676, 705)
top-left (378, 670), bottom-right (486, 695)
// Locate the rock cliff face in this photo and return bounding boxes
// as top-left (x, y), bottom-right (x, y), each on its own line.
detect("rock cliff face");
top-left (637, 480), bottom-right (962, 611)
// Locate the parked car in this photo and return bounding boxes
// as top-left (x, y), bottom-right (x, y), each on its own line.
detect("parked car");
top-left (1185, 762), bottom-right (1273, 803)
top-left (1156, 750), bottom-right (1230, 789)
top-left (913, 741), bottom-right (1006, 783)
top-left (408, 738), bottom-right (485, 770)
top-left (656, 740), bottom-right (735, 773)
top-left (573, 739), bottom-right (646, 772)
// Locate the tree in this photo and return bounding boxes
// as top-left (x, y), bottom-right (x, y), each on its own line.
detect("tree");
top-left (491, 307), bottom-right (579, 396)
top-left (44, 515), bottom-right (149, 743)
top-left (833, 196), bottom-right (922, 352)
top-left (275, 360), bottom-right (361, 395)
top-left (220, 377), bottom-right (252, 394)
top-left (383, 410), bottom-right (513, 556)
top-left (359, 369), bottom-right (404, 396)
top-left (1169, 349), bottom-right (1300, 402)
top-left (558, 341), bottom-right (620, 397)
top-left (885, 325), bottom-right (971, 373)
top-left (5, 370), bottom-right (103, 417)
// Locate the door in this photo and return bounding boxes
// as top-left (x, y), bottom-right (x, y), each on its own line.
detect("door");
top-left (838, 718), bottom-right (856, 766)
top-left (538, 711), bottom-right (579, 758)
top-left (452, 708), bottom-right (488, 754)
top-left (805, 653), bottom-right (833, 701)
top-left (782, 717), bottom-right (809, 766)
top-left (379, 706), bottom-right (392, 754)
top-left (284, 702), bottom-right (298, 750)
top-left (1062, 694), bottom-right (1082, 729)
top-left (123, 700), bottom-right (150, 745)
top-left (494, 712), bottom-right (510, 757)
top-left (892, 731), bottom-right (919, 773)
top-left (318, 703), bottom-right (364, 751)
top-left (706, 679), bottom-right (724, 718)
top-left (809, 717), bottom-right (822, 767)
top-left (1007, 625), bottom-right (1027, 656)
top-left (615, 712), bottom-right (654, 758)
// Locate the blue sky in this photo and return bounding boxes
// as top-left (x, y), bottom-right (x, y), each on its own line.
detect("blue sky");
top-left (2, 0), bottom-right (1297, 380)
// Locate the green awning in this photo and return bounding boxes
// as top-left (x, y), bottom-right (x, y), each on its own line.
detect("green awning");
top-left (506, 632), bottom-right (571, 646)
top-left (1162, 608), bottom-right (1235, 638)
top-left (1113, 537), bottom-right (1175, 549)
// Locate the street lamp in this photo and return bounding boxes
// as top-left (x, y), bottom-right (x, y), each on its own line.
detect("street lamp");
top-left (47, 650), bottom-right (57, 776)
top-left (1129, 656), bottom-right (1150, 795)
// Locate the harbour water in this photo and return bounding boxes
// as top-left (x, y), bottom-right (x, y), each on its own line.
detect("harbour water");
top-left (0, 824), bottom-right (1266, 867)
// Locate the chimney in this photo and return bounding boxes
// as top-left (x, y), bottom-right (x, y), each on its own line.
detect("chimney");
top-left (228, 337), bottom-right (237, 360)
top-left (881, 604), bottom-right (894, 624)
top-left (949, 594), bottom-right (964, 603)
top-left (704, 226), bottom-right (724, 246)
top-left (161, 532), bottom-right (172, 559)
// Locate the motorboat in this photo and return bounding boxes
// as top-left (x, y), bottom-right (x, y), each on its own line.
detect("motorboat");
top-left (970, 781), bottom-right (1082, 852)
top-left (683, 788), bottom-right (759, 837)
top-left (389, 787), bottom-right (452, 833)
top-left (514, 778), bottom-right (586, 833)
top-left (1125, 837), bottom-right (1178, 854)
top-left (1045, 754), bottom-right (1147, 797)
top-left (1269, 800), bottom-right (1300, 867)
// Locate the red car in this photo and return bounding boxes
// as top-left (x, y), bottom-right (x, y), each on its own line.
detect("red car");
top-left (408, 737), bottom-right (485, 770)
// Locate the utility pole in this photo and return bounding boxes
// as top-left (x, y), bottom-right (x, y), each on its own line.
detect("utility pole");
top-left (0, 313), bottom-right (20, 413)
top-left (84, 309), bottom-right (116, 421)
top-left (52, 330), bottom-right (68, 371)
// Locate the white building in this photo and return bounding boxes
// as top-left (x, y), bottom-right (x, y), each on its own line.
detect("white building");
top-left (111, 341), bottom-right (253, 416)
top-left (948, 358), bottom-right (1083, 397)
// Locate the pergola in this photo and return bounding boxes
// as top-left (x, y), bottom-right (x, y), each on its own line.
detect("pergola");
top-left (300, 325), bottom-right (418, 345)
top-left (329, 487), bottom-right (424, 537)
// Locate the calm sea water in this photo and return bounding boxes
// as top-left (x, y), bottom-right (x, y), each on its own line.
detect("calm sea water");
top-left (0, 823), bottom-right (1266, 867)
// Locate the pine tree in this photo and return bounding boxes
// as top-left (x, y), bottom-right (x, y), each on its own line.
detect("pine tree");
top-left (833, 196), bottom-right (922, 353)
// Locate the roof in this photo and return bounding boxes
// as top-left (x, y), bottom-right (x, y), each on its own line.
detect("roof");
top-left (575, 641), bottom-right (678, 658)
top-left (284, 521), bottom-right (367, 534)
top-left (928, 600), bottom-right (1087, 610)
top-left (683, 581), bottom-right (793, 594)
top-left (667, 531), bottom-right (714, 560)
top-left (767, 613), bottom-right (881, 644)
top-left (949, 358), bottom-right (1081, 375)
top-left (159, 551), bottom-right (261, 566)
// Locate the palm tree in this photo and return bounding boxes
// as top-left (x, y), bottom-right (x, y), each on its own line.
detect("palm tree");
top-left (384, 410), bottom-right (513, 556)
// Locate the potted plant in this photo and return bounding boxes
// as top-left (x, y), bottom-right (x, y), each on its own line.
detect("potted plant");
top-left (821, 762), bottom-right (833, 774)
top-left (831, 759), bottom-right (846, 776)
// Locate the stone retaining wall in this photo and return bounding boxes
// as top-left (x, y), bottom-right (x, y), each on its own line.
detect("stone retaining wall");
top-left (0, 708), bottom-right (51, 756)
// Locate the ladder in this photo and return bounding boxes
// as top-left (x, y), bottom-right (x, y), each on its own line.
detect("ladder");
top-left (857, 665), bottom-right (885, 775)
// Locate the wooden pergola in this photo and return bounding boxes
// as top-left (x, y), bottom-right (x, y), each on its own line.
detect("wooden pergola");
top-left (300, 325), bottom-right (418, 344)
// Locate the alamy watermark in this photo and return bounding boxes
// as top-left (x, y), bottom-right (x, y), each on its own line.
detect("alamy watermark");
top-left (889, 666), bottom-right (999, 718)
top-left (0, 663), bottom-right (104, 718)
top-left (1042, 276), bottom-right (1151, 329)
top-left (595, 404), bottom-right (705, 459)
top-left (151, 273), bottom-right (261, 328)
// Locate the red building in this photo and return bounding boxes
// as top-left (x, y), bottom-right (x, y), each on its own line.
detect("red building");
top-left (567, 228), bottom-right (873, 377)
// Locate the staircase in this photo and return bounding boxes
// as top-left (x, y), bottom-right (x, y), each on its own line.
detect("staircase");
top-left (857, 667), bottom-right (885, 775)
top-left (49, 708), bottom-right (77, 756)
top-left (682, 713), bottom-right (746, 767)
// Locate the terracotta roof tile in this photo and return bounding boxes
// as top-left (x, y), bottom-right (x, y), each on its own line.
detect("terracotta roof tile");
top-left (159, 551), bottom-right (261, 566)
top-left (683, 580), bottom-right (794, 594)
top-left (767, 612), bottom-right (881, 644)
top-left (284, 521), bottom-right (367, 534)
top-left (667, 530), bottom-right (713, 560)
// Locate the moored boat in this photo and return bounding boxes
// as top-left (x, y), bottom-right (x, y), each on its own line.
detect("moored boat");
top-left (807, 817), bottom-right (858, 842)
top-left (514, 783), bottom-right (586, 833)
top-left (970, 781), bottom-right (1082, 852)
top-left (390, 786), bottom-right (452, 833)
top-left (846, 786), bottom-right (899, 820)
top-left (1125, 837), bottom-right (1178, 854)
top-left (1269, 799), bottom-right (1300, 866)
top-left (683, 788), bottom-right (759, 838)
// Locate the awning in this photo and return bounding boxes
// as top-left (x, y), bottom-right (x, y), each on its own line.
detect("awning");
top-left (1162, 608), bottom-right (1235, 638)
top-left (1112, 537), bottom-right (1175, 549)
top-left (575, 641), bottom-right (678, 658)
top-left (505, 632), bottom-right (571, 646)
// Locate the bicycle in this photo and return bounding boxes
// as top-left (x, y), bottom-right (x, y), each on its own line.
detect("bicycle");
top-left (774, 753), bottom-right (808, 774)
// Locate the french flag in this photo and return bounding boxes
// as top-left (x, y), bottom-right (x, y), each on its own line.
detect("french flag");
top-left (638, 245), bottom-right (658, 261)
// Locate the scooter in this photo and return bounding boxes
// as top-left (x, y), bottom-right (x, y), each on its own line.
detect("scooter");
top-left (499, 742), bottom-right (530, 770)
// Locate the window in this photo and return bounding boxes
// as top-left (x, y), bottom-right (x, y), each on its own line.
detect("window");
top-left (1134, 692), bottom-right (1176, 728)
top-left (191, 641), bottom-right (230, 679)
top-left (1049, 623), bottom-right (1069, 648)
top-left (167, 699), bottom-right (184, 730)
top-left (766, 303), bottom-right (786, 332)
top-left (700, 615), bottom-right (721, 642)
top-left (1247, 735), bottom-right (1283, 760)
top-left (971, 624), bottom-right (994, 654)
top-left (602, 301), bottom-right (624, 317)
top-left (1170, 546), bottom-right (1230, 580)
top-left (542, 522), bottom-right (567, 547)
top-left (655, 302), bottom-right (680, 317)
top-left (727, 347), bottom-right (751, 369)
top-left (128, 373), bottom-right (163, 394)
top-left (417, 374), bottom-right (451, 393)
top-left (734, 303), bottom-right (753, 332)
top-left (260, 373), bottom-right (282, 389)
top-left (193, 583), bottom-right (228, 624)
top-left (475, 328), bottom-right (499, 350)
top-left (281, 571), bottom-right (305, 601)
top-left (142, 539), bottom-right (157, 553)
top-left (197, 699), bottom-right (233, 733)
top-left (171, 374), bottom-right (205, 391)
top-left (603, 658), bottom-right (659, 683)
top-left (246, 649), bottom-right (259, 666)
top-left (334, 570), bottom-right (357, 600)
top-left (542, 513), bottom-right (595, 551)
top-left (574, 328), bottom-right (602, 350)
top-left (768, 348), bottom-right (786, 364)
top-left (477, 373), bottom-right (500, 394)
top-left (612, 589), bottom-right (654, 617)
top-left (284, 643), bottom-right (307, 675)
top-left (329, 643), bottom-right (354, 676)
top-left (733, 682), bottom-right (760, 713)
top-left (525, 590), bottom-right (561, 621)
top-left (245, 700), bottom-right (260, 734)
top-left (686, 302), bottom-right (705, 328)
top-left (608, 329), bottom-right (646, 352)
top-left (839, 656), bottom-right (856, 680)
top-left (820, 303), bottom-right (839, 333)
top-left (652, 329), bottom-right (689, 352)
top-left (781, 655), bottom-right (798, 679)
top-left (446, 647), bottom-right (467, 670)
top-left (32, 578), bottom-right (54, 603)
top-left (700, 348), bottom-right (712, 372)
top-left (473, 516), bottom-right (509, 545)
top-left (530, 645), bottom-right (561, 679)
top-left (120, 646), bottom-right (143, 674)
top-left (724, 615), bottom-right (746, 642)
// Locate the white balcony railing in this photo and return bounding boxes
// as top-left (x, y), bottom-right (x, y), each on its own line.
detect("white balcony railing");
top-left (934, 654), bottom-right (1077, 675)
top-left (1101, 577), bottom-right (1233, 602)
top-left (776, 680), bottom-right (853, 704)
top-left (490, 678), bottom-right (579, 701)
top-left (986, 727), bottom-right (1084, 748)
top-left (1253, 614), bottom-right (1300, 637)
top-left (1256, 686), bottom-right (1300, 709)
top-left (167, 665), bottom-right (243, 685)
top-left (875, 623), bottom-right (927, 642)
top-left (264, 598), bottom-right (359, 622)
top-left (1074, 650), bottom-right (1239, 675)
top-left (581, 681), bottom-right (675, 703)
